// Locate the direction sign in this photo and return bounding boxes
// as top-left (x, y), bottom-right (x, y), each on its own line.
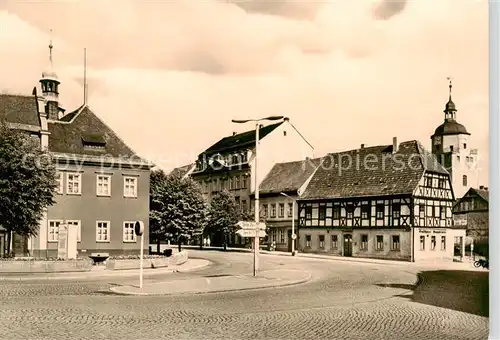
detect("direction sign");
top-left (291, 233), bottom-right (297, 240)
top-left (236, 229), bottom-right (267, 238)
top-left (236, 221), bottom-right (266, 230)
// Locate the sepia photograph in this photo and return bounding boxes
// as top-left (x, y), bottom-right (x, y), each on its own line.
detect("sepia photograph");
top-left (0, 0), bottom-right (492, 339)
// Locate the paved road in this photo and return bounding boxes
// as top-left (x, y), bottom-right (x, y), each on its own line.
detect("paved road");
top-left (0, 251), bottom-right (489, 340)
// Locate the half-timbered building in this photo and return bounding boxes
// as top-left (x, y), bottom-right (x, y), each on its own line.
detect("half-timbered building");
top-left (297, 138), bottom-right (466, 262)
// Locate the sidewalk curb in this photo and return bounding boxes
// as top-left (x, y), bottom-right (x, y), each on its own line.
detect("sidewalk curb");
top-left (0, 259), bottom-right (211, 282)
top-left (109, 271), bottom-right (312, 296)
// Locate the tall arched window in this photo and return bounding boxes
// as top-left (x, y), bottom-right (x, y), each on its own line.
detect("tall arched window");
top-left (463, 175), bottom-right (468, 186)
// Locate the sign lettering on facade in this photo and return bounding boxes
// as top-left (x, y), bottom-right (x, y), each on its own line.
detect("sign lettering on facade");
top-left (453, 215), bottom-right (467, 227)
top-left (418, 228), bottom-right (447, 234)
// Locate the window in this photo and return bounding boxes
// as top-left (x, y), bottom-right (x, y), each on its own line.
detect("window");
top-left (235, 176), bottom-right (240, 189)
top-left (123, 222), bottom-right (136, 242)
top-left (241, 200), bottom-right (247, 212)
top-left (426, 177), bottom-right (432, 187)
top-left (318, 205), bottom-right (326, 220)
top-left (279, 230), bottom-right (285, 243)
top-left (441, 236), bottom-right (446, 250)
top-left (263, 204), bottom-right (268, 217)
top-left (463, 143), bottom-right (467, 149)
top-left (438, 178), bottom-right (445, 189)
top-left (66, 220), bottom-right (81, 242)
top-left (391, 235), bottom-right (400, 251)
top-left (267, 204), bottom-right (275, 218)
top-left (235, 196), bottom-right (240, 208)
top-left (55, 172), bottom-right (64, 194)
top-left (376, 235), bottom-right (384, 250)
top-left (319, 235), bottom-right (325, 249)
top-left (361, 205), bottom-right (370, 219)
top-left (279, 203), bottom-right (285, 218)
top-left (305, 206), bottom-right (312, 219)
top-left (440, 206), bottom-right (446, 219)
top-left (450, 145), bottom-right (454, 152)
top-left (305, 234), bottom-right (311, 247)
top-left (419, 204), bottom-right (425, 216)
top-left (96, 175), bottom-right (111, 196)
top-left (124, 177), bottom-right (138, 197)
top-left (431, 236), bottom-right (436, 250)
top-left (333, 205), bottom-right (340, 219)
top-left (420, 236), bottom-right (425, 250)
top-left (96, 221), bottom-right (110, 242)
top-left (332, 235), bottom-right (338, 249)
top-left (48, 220), bottom-right (62, 242)
top-left (463, 175), bottom-right (468, 186)
top-left (360, 235), bottom-right (368, 250)
top-left (242, 175), bottom-right (248, 189)
top-left (346, 204), bottom-right (354, 219)
top-left (376, 204), bottom-right (384, 219)
top-left (288, 203), bottom-right (293, 217)
top-left (66, 173), bottom-right (81, 195)
top-left (229, 177), bottom-right (234, 190)
top-left (392, 203), bottom-right (401, 219)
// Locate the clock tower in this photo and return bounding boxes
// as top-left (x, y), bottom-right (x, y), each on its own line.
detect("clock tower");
top-left (431, 79), bottom-right (479, 199)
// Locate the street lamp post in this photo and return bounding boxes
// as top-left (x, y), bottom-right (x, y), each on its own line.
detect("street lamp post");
top-left (232, 116), bottom-right (285, 276)
top-left (280, 192), bottom-right (296, 255)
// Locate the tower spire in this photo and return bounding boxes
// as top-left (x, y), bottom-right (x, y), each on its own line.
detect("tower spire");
top-left (447, 76), bottom-right (452, 101)
top-left (49, 29), bottom-right (53, 67)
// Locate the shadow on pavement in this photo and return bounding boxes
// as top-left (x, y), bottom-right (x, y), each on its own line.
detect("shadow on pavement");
top-left (377, 270), bottom-right (489, 317)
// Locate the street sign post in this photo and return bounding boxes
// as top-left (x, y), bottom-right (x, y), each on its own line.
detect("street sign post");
top-left (236, 229), bottom-right (267, 238)
top-left (134, 221), bottom-right (145, 289)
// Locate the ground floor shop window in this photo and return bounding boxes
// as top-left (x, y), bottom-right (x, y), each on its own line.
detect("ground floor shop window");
top-left (331, 235), bottom-right (338, 249)
top-left (375, 235), bottom-right (384, 251)
top-left (441, 236), bottom-right (446, 250)
top-left (319, 235), bottom-right (325, 249)
top-left (431, 236), bottom-right (436, 250)
top-left (420, 236), bottom-right (425, 250)
top-left (391, 235), bottom-right (400, 251)
top-left (305, 235), bottom-right (311, 247)
top-left (360, 234), bottom-right (368, 250)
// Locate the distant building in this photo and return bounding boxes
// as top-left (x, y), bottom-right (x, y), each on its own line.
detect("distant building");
top-left (431, 80), bottom-right (479, 199)
top-left (297, 138), bottom-right (467, 262)
top-left (186, 118), bottom-right (314, 247)
top-left (453, 186), bottom-right (489, 250)
top-left (0, 41), bottom-right (153, 257)
top-left (257, 158), bottom-right (321, 252)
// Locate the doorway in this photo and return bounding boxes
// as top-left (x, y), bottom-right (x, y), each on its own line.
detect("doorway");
top-left (343, 234), bottom-right (353, 257)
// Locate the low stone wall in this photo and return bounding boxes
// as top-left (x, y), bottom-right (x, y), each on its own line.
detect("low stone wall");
top-left (106, 250), bottom-right (188, 270)
top-left (0, 259), bottom-right (93, 273)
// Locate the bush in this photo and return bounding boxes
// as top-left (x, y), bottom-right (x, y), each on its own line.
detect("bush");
top-left (0, 257), bottom-right (89, 262)
top-left (108, 254), bottom-right (166, 260)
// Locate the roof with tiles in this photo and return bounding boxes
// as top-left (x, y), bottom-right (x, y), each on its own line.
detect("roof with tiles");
top-left (201, 122), bottom-right (283, 156)
top-left (48, 106), bottom-right (139, 159)
top-left (259, 158), bottom-right (322, 195)
top-left (475, 189), bottom-right (489, 202)
top-left (300, 140), bottom-right (449, 201)
top-left (169, 163), bottom-right (195, 178)
top-left (0, 94), bottom-right (40, 126)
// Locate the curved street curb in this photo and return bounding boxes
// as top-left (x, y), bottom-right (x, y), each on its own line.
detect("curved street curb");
top-left (109, 271), bottom-right (312, 296)
top-left (0, 259), bottom-right (212, 282)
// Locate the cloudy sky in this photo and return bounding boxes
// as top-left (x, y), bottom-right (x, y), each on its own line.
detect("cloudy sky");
top-left (0, 0), bottom-right (489, 185)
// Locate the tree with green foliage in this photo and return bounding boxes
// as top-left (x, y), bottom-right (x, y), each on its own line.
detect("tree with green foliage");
top-left (206, 190), bottom-right (254, 250)
top-left (0, 121), bottom-right (58, 255)
top-left (149, 169), bottom-right (207, 252)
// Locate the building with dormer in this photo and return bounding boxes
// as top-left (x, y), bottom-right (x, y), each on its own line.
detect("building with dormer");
top-left (0, 41), bottom-right (153, 258)
top-left (431, 80), bottom-right (479, 199)
top-left (296, 138), bottom-right (466, 262)
top-left (175, 118), bottom-right (314, 247)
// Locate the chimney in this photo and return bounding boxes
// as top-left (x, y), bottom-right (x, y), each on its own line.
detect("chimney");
top-left (259, 124), bottom-right (264, 129)
top-left (479, 185), bottom-right (484, 190)
top-left (232, 132), bottom-right (237, 136)
top-left (360, 144), bottom-right (365, 149)
top-left (284, 117), bottom-right (290, 122)
top-left (46, 101), bottom-right (59, 120)
top-left (392, 137), bottom-right (398, 153)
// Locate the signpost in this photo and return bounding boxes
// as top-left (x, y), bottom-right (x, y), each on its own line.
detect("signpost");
top-left (236, 221), bottom-right (266, 276)
top-left (134, 221), bottom-right (145, 289)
